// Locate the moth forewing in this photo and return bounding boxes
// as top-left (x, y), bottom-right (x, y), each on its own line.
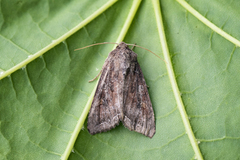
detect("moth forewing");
top-left (87, 42), bottom-right (155, 138)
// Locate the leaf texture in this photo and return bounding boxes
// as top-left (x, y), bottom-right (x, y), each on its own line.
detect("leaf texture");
top-left (0, 0), bottom-right (240, 160)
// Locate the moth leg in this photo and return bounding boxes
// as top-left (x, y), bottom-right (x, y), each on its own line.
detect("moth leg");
top-left (88, 70), bottom-right (102, 82)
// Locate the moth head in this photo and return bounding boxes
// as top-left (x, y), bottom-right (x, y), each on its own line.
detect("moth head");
top-left (117, 42), bottom-right (128, 49)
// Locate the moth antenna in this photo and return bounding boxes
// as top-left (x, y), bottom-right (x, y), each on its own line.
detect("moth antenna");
top-left (74, 42), bottom-right (166, 64)
top-left (74, 42), bottom-right (118, 51)
top-left (131, 43), bottom-right (136, 50)
top-left (126, 43), bottom-right (167, 64)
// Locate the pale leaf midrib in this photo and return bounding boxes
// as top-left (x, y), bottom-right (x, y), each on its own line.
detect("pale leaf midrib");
top-left (152, 0), bottom-right (203, 159)
top-left (61, 0), bottom-right (142, 159)
top-left (0, 0), bottom-right (118, 81)
top-left (176, 0), bottom-right (240, 47)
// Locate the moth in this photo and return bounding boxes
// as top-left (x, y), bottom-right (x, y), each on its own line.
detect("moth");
top-left (87, 42), bottom-right (155, 138)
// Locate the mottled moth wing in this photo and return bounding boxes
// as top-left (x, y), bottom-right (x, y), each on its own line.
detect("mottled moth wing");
top-left (122, 53), bottom-right (156, 138)
top-left (87, 42), bottom-right (155, 138)
top-left (87, 45), bottom-right (125, 135)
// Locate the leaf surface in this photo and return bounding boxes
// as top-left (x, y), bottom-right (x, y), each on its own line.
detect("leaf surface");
top-left (0, 0), bottom-right (240, 160)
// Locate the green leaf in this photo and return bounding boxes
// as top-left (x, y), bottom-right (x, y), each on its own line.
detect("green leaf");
top-left (0, 0), bottom-right (240, 160)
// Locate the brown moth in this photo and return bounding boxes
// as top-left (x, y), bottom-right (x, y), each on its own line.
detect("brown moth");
top-left (87, 42), bottom-right (155, 138)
